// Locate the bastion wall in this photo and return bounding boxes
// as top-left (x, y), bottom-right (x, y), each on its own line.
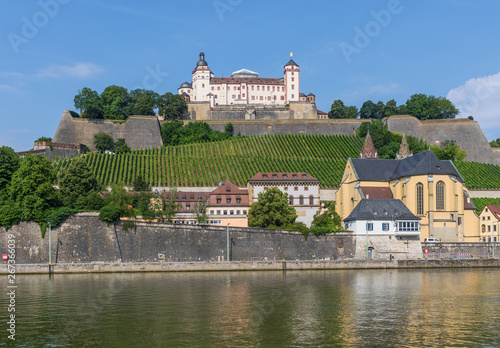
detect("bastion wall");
top-left (0, 213), bottom-right (354, 264)
top-left (52, 110), bottom-right (500, 165)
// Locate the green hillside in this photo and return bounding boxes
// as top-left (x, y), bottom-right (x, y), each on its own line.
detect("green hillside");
top-left (54, 134), bottom-right (500, 189)
top-left (470, 198), bottom-right (500, 214)
top-left (55, 134), bottom-right (363, 188)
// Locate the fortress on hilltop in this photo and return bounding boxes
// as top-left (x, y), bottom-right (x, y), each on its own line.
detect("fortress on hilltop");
top-left (49, 51), bottom-right (500, 165)
top-left (176, 52), bottom-right (324, 120)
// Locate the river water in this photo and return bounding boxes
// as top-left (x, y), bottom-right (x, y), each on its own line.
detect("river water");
top-left (1, 268), bottom-right (499, 347)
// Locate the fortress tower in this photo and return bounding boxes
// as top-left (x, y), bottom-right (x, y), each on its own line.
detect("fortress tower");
top-left (284, 53), bottom-right (300, 103)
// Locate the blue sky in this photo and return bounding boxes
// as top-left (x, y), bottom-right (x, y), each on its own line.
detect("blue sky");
top-left (2, 0), bottom-right (500, 151)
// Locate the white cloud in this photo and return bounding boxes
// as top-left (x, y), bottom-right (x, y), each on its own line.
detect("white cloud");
top-left (367, 82), bottom-right (398, 95)
top-left (447, 72), bottom-right (500, 139)
top-left (36, 63), bottom-right (105, 80)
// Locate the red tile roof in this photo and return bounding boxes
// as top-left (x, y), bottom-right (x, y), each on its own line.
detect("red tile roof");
top-left (485, 205), bottom-right (500, 220)
top-left (317, 109), bottom-right (328, 115)
top-left (360, 187), bottom-right (393, 199)
top-left (248, 172), bottom-right (319, 182)
top-left (211, 77), bottom-right (284, 85)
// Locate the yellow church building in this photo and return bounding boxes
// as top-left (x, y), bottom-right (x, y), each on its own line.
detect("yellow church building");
top-left (336, 134), bottom-right (480, 242)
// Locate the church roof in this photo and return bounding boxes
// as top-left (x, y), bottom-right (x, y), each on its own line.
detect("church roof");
top-left (179, 81), bottom-right (192, 89)
top-left (285, 58), bottom-right (299, 67)
top-left (360, 131), bottom-right (377, 159)
top-left (344, 199), bottom-right (420, 221)
top-left (360, 187), bottom-right (394, 199)
top-left (196, 52), bottom-right (208, 67)
top-left (350, 150), bottom-right (464, 182)
top-left (396, 134), bottom-right (411, 159)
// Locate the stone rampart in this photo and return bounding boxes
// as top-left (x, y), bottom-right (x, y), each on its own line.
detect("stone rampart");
top-left (52, 111), bottom-right (500, 165)
top-left (0, 213), bottom-right (354, 264)
top-left (53, 111), bottom-right (163, 151)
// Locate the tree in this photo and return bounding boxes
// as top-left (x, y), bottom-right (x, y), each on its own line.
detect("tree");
top-left (359, 100), bottom-right (377, 119)
top-left (194, 199), bottom-right (208, 224)
top-left (9, 155), bottom-right (61, 228)
top-left (311, 202), bottom-right (343, 232)
top-left (132, 93), bottom-right (156, 116)
top-left (431, 140), bottom-right (466, 161)
top-left (328, 99), bottom-right (346, 119)
top-left (0, 146), bottom-right (20, 192)
top-left (345, 105), bottom-right (359, 119)
top-left (404, 94), bottom-right (458, 120)
top-left (130, 88), bottom-right (159, 112)
top-left (490, 139), bottom-right (500, 148)
top-left (161, 119), bottom-right (184, 146)
top-left (74, 87), bottom-right (103, 119)
top-left (157, 93), bottom-right (188, 120)
top-left (58, 156), bottom-right (100, 209)
top-left (248, 187), bottom-right (297, 228)
top-left (133, 174), bottom-right (150, 192)
top-left (163, 188), bottom-right (179, 222)
top-left (94, 132), bottom-right (115, 152)
top-left (101, 85), bottom-right (133, 120)
top-left (224, 122), bottom-right (234, 137)
top-left (114, 138), bottom-right (131, 154)
top-left (383, 99), bottom-right (399, 117)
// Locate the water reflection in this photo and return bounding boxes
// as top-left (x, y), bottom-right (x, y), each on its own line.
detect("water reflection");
top-left (0, 269), bottom-right (499, 347)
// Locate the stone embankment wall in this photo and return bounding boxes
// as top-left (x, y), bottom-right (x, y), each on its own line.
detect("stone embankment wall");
top-left (0, 213), bottom-right (354, 264)
top-left (52, 111), bottom-right (500, 165)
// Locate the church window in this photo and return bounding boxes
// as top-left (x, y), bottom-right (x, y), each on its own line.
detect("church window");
top-left (309, 195), bottom-right (314, 205)
top-left (436, 181), bottom-right (445, 210)
top-left (299, 196), bottom-right (304, 205)
top-left (289, 195), bottom-right (294, 205)
top-left (416, 183), bottom-right (424, 215)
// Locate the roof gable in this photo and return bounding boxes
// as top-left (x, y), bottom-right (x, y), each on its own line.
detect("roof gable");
top-left (344, 199), bottom-right (419, 221)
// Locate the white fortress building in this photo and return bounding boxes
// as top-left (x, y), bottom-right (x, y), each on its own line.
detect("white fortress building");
top-left (178, 52), bottom-right (315, 106)
top-left (177, 52), bottom-right (323, 120)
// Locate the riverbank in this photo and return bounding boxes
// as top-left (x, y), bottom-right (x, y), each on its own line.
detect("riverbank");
top-left (2, 258), bottom-right (499, 274)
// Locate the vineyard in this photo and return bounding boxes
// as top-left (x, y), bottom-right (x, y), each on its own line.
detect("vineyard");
top-left (453, 161), bottom-right (500, 190)
top-left (54, 134), bottom-right (364, 188)
top-left (53, 134), bottom-right (500, 189)
top-left (470, 198), bottom-right (500, 215)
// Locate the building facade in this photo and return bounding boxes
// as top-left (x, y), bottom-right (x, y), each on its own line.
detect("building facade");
top-left (247, 172), bottom-right (320, 227)
top-left (178, 52), bottom-right (312, 107)
top-left (479, 205), bottom-right (500, 242)
top-left (336, 150), bottom-right (480, 242)
top-left (344, 199), bottom-right (422, 259)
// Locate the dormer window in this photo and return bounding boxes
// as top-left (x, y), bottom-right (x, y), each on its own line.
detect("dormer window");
top-left (273, 174), bottom-right (278, 179)
top-left (226, 189), bottom-right (230, 193)
top-left (283, 174), bottom-right (288, 179)
top-left (293, 174), bottom-right (298, 178)
top-left (263, 174), bottom-right (268, 178)
top-left (302, 174), bottom-right (307, 178)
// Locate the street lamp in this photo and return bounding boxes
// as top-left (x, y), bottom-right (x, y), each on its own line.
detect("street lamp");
top-left (48, 222), bottom-right (52, 264)
top-left (227, 223), bottom-right (230, 262)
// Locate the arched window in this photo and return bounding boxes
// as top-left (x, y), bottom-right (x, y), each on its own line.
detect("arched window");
top-left (299, 196), bottom-right (304, 205)
top-left (289, 195), bottom-right (294, 205)
top-left (309, 195), bottom-right (314, 205)
top-left (416, 183), bottom-right (424, 215)
top-left (436, 181), bottom-right (445, 210)
top-left (482, 224), bottom-right (486, 233)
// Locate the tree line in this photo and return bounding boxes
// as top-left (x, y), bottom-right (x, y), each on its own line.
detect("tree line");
top-left (73, 85), bottom-right (187, 120)
top-left (328, 93), bottom-right (459, 120)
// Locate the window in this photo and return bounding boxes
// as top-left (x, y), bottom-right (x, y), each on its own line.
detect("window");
top-left (284, 187), bottom-right (288, 191)
top-left (242, 86), bottom-right (245, 89)
top-left (382, 223), bottom-right (390, 231)
top-left (273, 174), bottom-right (278, 179)
top-left (236, 198), bottom-right (241, 204)
top-left (294, 187), bottom-right (298, 191)
top-left (267, 86), bottom-right (270, 91)
top-left (232, 95), bottom-right (236, 99)
top-left (242, 93), bottom-right (245, 98)
top-left (344, 222), bottom-right (350, 230)
top-left (230, 210), bottom-right (234, 215)
top-left (304, 187), bottom-right (308, 191)
top-left (291, 85), bottom-right (295, 90)
top-left (211, 86), bottom-right (214, 91)
top-left (251, 86), bottom-right (254, 91)
top-left (223, 210), bottom-right (227, 215)
top-left (289, 195), bottom-right (294, 205)
top-left (218, 86), bottom-right (220, 91)
top-left (293, 174), bottom-right (297, 178)
top-left (366, 223), bottom-right (373, 231)
top-left (281, 96), bottom-right (284, 100)
top-left (309, 195), bottom-right (314, 205)
top-left (236, 210), bottom-right (240, 215)
top-left (488, 216), bottom-right (491, 220)
top-left (227, 198), bottom-right (231, 204)
top-left (283, 174), bottom-right (288, 178)
top-left (482, 224), bottom-right (486, 232)
top-left (292, 94), bottom-right (294, 98)
top-left (458, 217), bottom-right (462, 226)
top-left (252, 96), bottom-right (255, 100)
top-left (243, 210), bottom-right (247, 215)
top-left (210, 210), bottom-right (214, 215)
top-left (260, 96), bottom-right (263, 100)
top-left (202, 84), bottom-right (205, 88)
top-left (257, 86), bottom-right (260, 91)
top-left (495, 225), bottom-right (497, 232)
top-left (299, 196), bottom-right (304, 205)
top-left (436, 181), bottom-right (445, 210)
top-left (483, 216), bottom-right (485, 220)
top-left (416, 183), bottom-right (424, 215)
top-left (186, 205), bottom-right (190, 210)
top-left (217, 198), bottom-right (221, 204)
top-left (217, 210), bottom-right (221, 215)
top-left (488, 225), bottom-right (491, 232)
top-left (263, 174), bottom-right (268, 178)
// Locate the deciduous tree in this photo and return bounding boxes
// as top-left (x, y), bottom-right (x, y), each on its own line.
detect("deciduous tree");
top-left (74, 87), bottom-right (104, 119)
top-left (248, 187), bottom-right (297, 228)
top-left (58, 156), bottom-right (100, 209)
top-left (94, 132), bottom-right (115, 152)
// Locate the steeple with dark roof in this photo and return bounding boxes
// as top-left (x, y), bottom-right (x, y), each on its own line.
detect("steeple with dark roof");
top-left (360, 131), bottom-right (378, 159)
top-left (396, 134), bottom-right (412, 159)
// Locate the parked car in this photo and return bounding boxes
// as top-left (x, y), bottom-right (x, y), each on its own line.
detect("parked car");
top-left (424, 238), bottom-right (440, 243)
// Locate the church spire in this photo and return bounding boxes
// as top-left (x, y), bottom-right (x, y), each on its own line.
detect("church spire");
top-left (360, 131), bottom-right (378, 159)
top-left (396, 134), bottom-right (412, 159)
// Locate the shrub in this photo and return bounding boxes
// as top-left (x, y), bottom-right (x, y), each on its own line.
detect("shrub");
top-left (99, 204), bottom-right (121, 224)
top-left (46, 207), bottom-right (77, 228)
top-left (0, 205), bottom-right (22, 231)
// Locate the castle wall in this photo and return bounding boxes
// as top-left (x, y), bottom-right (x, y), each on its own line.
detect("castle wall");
top-left (0, 213), bottom-right (354, 264)
top-left (52, 111), bottom-right (500, 165)
top-left (53, 111), bottom-right (163, 151)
